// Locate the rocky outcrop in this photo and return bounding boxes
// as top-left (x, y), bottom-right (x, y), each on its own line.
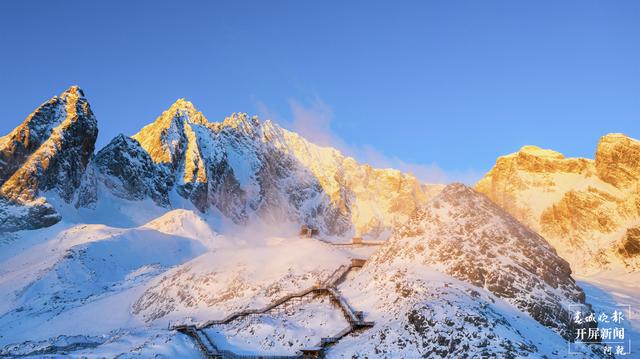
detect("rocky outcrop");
top-left (124, 101), bottom-right (345, 230)
top-left (476, 134), bottom-right (640, 274)
top-left (596, 133), bottom-right (640, 188)
top-left (617, 226), bottom-right (640, 260)
top-left (0, 86), bottom-right (98, 231)
top-left (332, 269), bottom-right (604, 358)
top-left (91, 134), bottom-right (172, 207)
top-left (0, 197), bottom-right (60, 232)
top-left (281, 130), bottom-right (437, 238)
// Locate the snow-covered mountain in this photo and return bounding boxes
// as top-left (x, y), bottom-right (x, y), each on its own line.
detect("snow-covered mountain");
top-left (0, 86), bottom-right (97, 231)
top-left (476, 134), bottom-right (640, 274)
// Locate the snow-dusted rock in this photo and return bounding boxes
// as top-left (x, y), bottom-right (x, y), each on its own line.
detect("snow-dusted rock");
top-left (332, 267), bottom-right (603, 358)
top-left (0, 88), bottom-right (440, 238)
top-left (89, 134), bottom-right (173, 207)
top-left (0, 86), bottom-right (98, 231)
top-left (132, 237), bottom-right (351, 323)
top-left (0, 87), bottom-right (619, 358)
top-left (327, 184), bottom-right (605, 357)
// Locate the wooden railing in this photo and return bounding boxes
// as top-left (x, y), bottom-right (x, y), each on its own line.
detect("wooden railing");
top-left (198, 287), bottom-right (326, 329)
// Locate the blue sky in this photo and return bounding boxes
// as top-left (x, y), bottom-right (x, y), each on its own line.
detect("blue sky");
top-left (1, 1), bottom-right (638, 183)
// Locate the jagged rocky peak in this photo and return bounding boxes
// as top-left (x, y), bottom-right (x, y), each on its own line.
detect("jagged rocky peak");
top-left (374, 183), bottom-right (592, 340)
top-left (220, 112), bottom-right (263, 135)
top-left (476, 133), bottom-right (640, 274)
top-left (132, 98), bottom-right (208, 166)
top-left (0, 86), bottom-right (98, 231)
top-left (0, 86), bottom-right (91, 184)
top-left (596, 133), bottom-right (640, 188)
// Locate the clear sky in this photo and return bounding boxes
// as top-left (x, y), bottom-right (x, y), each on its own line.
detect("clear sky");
top-left (1, 1), bottom-right (638, 183)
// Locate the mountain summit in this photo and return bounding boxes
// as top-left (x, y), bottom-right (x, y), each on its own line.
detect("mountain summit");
top-left (0, 86), bottom-right (98, 231)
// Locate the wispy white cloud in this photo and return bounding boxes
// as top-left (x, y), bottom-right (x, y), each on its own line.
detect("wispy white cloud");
top-left (288, 97), bottom-right (346, 149)
top-left (255, 97), bottom-right (482, 185)
top-left (358, 145), bottom-right (482, 184)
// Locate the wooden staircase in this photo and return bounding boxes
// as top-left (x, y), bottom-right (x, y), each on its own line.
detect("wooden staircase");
top-left (172, 260), bottom-right (373, 359)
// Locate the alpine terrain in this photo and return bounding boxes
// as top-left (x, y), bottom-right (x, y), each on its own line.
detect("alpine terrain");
top-left (0, 87), bottom-right (626, 358)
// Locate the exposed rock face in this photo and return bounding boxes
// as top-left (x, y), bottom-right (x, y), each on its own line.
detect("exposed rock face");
top-left (596, 133), bottom-right (640, 188)
top-left (121, 100), bottom-right (353, 233)
top-left (281, 131), bottom-right (439, 238)
top-left (91, 134), bottom-right (172, 207)
top-left (0, 86), bottom-right (98, 231)
top-left (374, 184), bottom-right (593, 340)
top-left (617, 226), bottom-right (640, 270)
top-left (476, 134), bottom-right (640, 274)
top-left (0, 197), bottom-right (60, 232)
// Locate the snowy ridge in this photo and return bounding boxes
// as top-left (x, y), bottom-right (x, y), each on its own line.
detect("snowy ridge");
top-left (84, 97), bottom-right (441, 240)
top-left (1, 87), bottom-right (440, 239)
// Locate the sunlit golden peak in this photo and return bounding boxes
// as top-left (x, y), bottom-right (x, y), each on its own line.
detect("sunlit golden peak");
top-left (517, 145), bottom-right (564, 159)
top-left (158, 98), bottom-right (208, 126)
top-left (60, 85), bottom-right (85, 99)
top-left (169, 98), bottom-right (196, 112)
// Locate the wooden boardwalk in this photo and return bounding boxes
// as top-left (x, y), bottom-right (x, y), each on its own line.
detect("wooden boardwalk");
top-left (316, 238), bottom-right (385, 247)
top-left (172, 259), bottom-right (373, 359)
